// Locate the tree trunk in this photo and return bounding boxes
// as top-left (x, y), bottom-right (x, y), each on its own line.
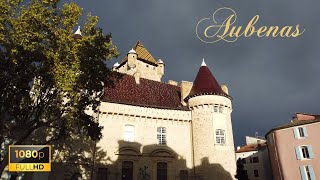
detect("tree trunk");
top-left (0, 153), bottom-right (8, 176)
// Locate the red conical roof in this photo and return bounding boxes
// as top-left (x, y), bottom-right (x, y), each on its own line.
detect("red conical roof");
top-left (185, 63), bottom-right (231, 100)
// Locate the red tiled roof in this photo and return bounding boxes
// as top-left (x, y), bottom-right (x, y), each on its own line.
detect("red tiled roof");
top-left (236, 143), bottom-right (267, 153)
top-left (185, 65), bottom-right (231, 100)
top-left (102, 73), bottom-right (188, 110)
top-left (265, 118), bottom-right (320, 137)
top-left (296, 112), bottom-right (320, 121)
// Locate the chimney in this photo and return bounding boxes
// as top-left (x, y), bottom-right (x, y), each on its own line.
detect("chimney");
top-left (221, 84), bottom-right (229, 95)
top-left (134, 71), bottom-right (141, 84)
top-left (168, 80), bottom-right (178, 86)
top-left (180, 81), bottom-right (193, 106)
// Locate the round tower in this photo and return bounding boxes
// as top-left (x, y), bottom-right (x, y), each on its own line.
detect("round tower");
top-left (185, 59), bottom-right (236, 180)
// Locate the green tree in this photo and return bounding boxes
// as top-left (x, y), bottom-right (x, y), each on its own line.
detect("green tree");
top-left (0, 0), bottom-right (119, 175)
top-left (235, 158), bottom-right (249, 180)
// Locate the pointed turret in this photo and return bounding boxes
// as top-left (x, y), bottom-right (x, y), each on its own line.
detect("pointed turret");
top-left (185, 60), bottom-right (230, 101)
top-left (187, 59), bottom-right (236, 179)
top-left (73, 26), bottom-right (82, 39)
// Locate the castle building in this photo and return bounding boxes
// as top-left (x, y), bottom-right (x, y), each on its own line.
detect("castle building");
top-left (93, 41), bottom-right (237, 180)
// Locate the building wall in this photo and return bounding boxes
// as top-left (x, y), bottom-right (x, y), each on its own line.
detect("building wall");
top-left (236, 149), bottom-right (272, 180)
top-left (246, 136), bottom-right (266, 145)
top-left (268, 122), bottom-right (320, 180)
top-left (96, 102), bottom-right (193, 180)
top-left (117, 61), bottom-right (162, 82)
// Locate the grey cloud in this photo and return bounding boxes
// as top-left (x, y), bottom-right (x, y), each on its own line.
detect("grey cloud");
top-left (71, 0), bottom-right (320, 146)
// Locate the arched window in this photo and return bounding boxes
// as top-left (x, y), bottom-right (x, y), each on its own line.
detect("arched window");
top-left (124, 125), bottom-right (134, 142)
top-left (157, 162), bottom-right (167, 180)
top-left (157, 127), bottom-right (166, 145)
top-left (122, 161), bottom-right (133, 180)
top-left (215, 129), bottom-right (225, 145)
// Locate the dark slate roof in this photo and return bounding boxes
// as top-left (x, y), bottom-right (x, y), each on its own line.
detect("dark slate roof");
top-left (185, 65), bottom-right (231, 100)
top-left (102, 73), bottom-right (188, 110)
top-left (265, 118), bottom-right (320, 137)
top-left (119, 41), bottom-right (158, 66)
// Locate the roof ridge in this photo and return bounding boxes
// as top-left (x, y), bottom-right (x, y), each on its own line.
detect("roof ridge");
top-left (119, 40), bottom-right (157, 66)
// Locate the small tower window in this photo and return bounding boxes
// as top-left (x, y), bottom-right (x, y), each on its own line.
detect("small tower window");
top-left (213, 106), bottom-right (218, 113)
top-left (219, 106), bottom-right (224, 113)
top-left (215, 129), bottom-right (225, 145)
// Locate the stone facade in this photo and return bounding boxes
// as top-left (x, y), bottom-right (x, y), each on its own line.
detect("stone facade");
top-left (92, 42), bottom-right (237, 180)
top-left (12, 41), bottom-right (237, 180)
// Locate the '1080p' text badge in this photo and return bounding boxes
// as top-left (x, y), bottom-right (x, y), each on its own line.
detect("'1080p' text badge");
top-left (9, 145), bottom-right (51, 172)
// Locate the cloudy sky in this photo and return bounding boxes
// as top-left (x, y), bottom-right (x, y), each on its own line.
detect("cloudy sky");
top-left (70, 0), bottom-right (320, 146)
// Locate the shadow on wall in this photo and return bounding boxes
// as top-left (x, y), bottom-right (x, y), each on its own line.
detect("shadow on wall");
top-left (197, 157), bottom-right (233, 180)
top-left (13, 140), bottom-right (233, 180)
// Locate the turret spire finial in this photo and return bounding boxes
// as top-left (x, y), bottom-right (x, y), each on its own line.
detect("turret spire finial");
top-left (74, 26), bottom-right (82, 36)
top-left (201, 58), bottom-right (207, 66)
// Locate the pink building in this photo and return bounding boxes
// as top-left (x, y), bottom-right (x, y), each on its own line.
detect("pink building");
top-left (266, 113), bottom-right (320, 180)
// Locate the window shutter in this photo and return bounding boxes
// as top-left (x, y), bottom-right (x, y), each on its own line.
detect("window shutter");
top-left (303, 127), bottom-right (308, 137)
top-left (295, 147), bottom-right (301, 160)
top-left (308, 145), bottom-right (314, 159)
top-left (300, 166), bottom-right (307, 180)
top-left (308, 165), bottom-right (315, 180)
top-left (293, 128), bottom-right (299, 139)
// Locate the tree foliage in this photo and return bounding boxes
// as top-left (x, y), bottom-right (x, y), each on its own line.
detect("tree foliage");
top-left (0, 0), bottom-right (119, 174)
top-left (235, 158), bottom-right (249, 180)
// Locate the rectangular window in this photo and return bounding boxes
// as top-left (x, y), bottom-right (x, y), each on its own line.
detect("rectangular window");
top-left (306, 166), bottom-right (312, 180)
top-left (294, 127), bottom-right (308, 139)
top-left (296, 145), bottom-right (314, 160)
top-left (157, 162), bottom-right (168, 180)
top-left (244, 170), bottom-right (248, 177)
top-left (241, 158), bottom-right (246, 164)
top-left (157, 127), bottom-right (167, 145)
top-left (215, 129), bottom-right (225, 145)
top-left (122, 161), bottom-right (133, 180)
top-left (219, 106), bottom-right (224, 113)
top-left (301, 146), bottom-right (310, 159)
top-left (214, 106), bottom-right (218, 113)
top-left (254, 169), bottom-right (259, 177)
top-left (300, 165), bottom-right (316, 180)
top-left (124, 125), bottom-right (134, 142)
top-left (298, 127), bottom-right (305, 137)
top-left (252, 156), bottom-right (259, 163)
